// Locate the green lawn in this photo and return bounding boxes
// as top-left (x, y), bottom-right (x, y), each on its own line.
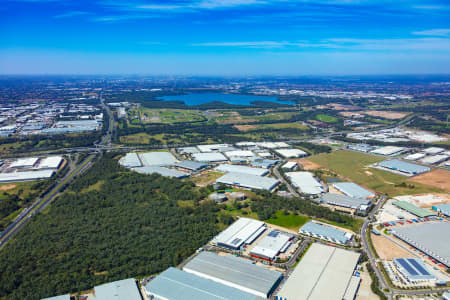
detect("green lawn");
top-left (316, 114), bottom-right (338, 123)
top-left (266, 211), bottom-right (310, 230)
top-left (308, 150), bottom-right (443, 197)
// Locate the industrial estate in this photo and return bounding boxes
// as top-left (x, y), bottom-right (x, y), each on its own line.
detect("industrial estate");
top-left (0, 76), bottom-right (449, 300)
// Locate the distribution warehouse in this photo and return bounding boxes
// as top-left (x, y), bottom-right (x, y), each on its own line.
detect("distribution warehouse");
top-left (0, 170), bottom-right (55, 183)
top-left (216, 172), bottom-right (279, 191)
top-left (393, 222), bottom-right (450, 267)
top-left (375, 159), bottom-right (431, 176)
top-left (211, 218), bottom-right (266, 250)
top-left (215, 164), bottom-right (268, 176)
top-left (299, 221), bottom-right (353, 245)
top-left (393, 258), bottom-right (436, 283)
top-left (286, 172), bottom-right (323, 195)
top-left (250, 230), bottom-right (292, 261)
top-left (192, 152), bottom-right (228, 162)
top-left (276, 243), bottom-right (360, 300)
top-left (183, 252), bottom-right (282, 298)
top-left (332, 182), bottom-right (375, 199)
top-left (392, 201), bottom-right (435, 218)
top-left (139, 151), bottom-right (177, 166)
top-left (145, 267), bottom-right (258, 300)
top-left (319, 193), bottom-right (371, 213)
top-left (119, 153), bottom-right (142, 168)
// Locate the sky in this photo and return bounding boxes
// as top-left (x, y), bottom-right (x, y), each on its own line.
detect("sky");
top-left (0, 0), bottom-right (450, 75)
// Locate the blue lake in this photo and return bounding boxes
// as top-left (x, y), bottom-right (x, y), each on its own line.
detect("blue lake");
top-left (157, 93), bottom-right (294, 106)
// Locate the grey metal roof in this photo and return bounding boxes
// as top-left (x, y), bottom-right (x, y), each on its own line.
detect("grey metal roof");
top-left (393, 258), bottom-right (435, 281)
top-left (211, 217), bottom-right (266, 249)
top-left (120, 153), bottom-right (142, 168)
top-left (133, 166), bottom-right (189, 178)
top-left (432, 204), bottom-right (450, 217)
top-left (332, 182), bottom-right (375, 199)
top-left (145, 267), bottom-right (258, 300)
top-left (175, 160), bottom-right (208, 171)
top-left (393, 222), bottom-right (450, 267)
top-left (248, 159), bottom-right (278, 169)
top-left (183, 252), bottom-right (282, 298)
top-left (94, 278), bottom-right (142, 300)
top-left (250, 231), bottom-right (292, 260)
top-left (216, 172), bottom-right (279, 191)
top-left (177, 146), bottom-right (200, 154)
top-left (377, 159), bottom-right (430, 175)
top-left (215, 164), bottom-right (268, 176)
top-left (41, 295), bottom-right (70, 300)
top-left (299, 221), bottom-right (352, 244)
top-left (192, 152), bottom-right (228, 162)
top-left (320, 193), bottom-right (371, 210)
top-left (286, 172), bottom-right (324, 195)
top-left (139, 151), bottom-right (177, 166)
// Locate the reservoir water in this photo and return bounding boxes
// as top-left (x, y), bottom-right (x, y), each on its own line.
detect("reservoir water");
top-left (158, 93), bottom-right (294, 106)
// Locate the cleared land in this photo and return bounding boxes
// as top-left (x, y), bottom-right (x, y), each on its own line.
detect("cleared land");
top-left (235, 122), bottom-right (308, 132)
top-left (410, 169), bottom-right (450, 192)
top-left (214, 111), bottom-right (296, 124)
top-left (363, 110), bottom-right (409, 120)
top-left (294, 158), bottom-right (321, 170)
top-left (308, 150), bottom-right (443, 196)
top-left (128, 108), bottom-right (205, 124)
top-left (370, 234), bottom-right (411, 260)
top-left (266, 211), bottom-right (310, 231)
top-left (191, 171), bottom-right (224, 187)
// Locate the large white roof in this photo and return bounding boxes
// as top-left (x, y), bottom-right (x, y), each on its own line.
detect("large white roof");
top-left (216, 172), bottom-right (279, 191)
top-left (224, 150), bottom-right (255, 157)
top-left (0, 170), bottom-right (54, 182)
top-left (212, 217), bottom-right (266, 249)
top-left (37, 156), bottom-right (63, 169)
top-left (275, 148), bottom-right (307, 158)
top-left (10, 157), bottom-right (39, 168)
top-left (370, 146), bottom-right (404, 156)
top-left (192, 152), bottom-right (228, 162)
top-left (286, 172), bottom-right (323, 195)
top-left (277, 243), bottom-right (360, 300)
top-left (139, 151), bottom-right (177, 166)
top-left (250, 231), bottom-right (291, 260)
top-left (215, 164), bottom-right (268, 176)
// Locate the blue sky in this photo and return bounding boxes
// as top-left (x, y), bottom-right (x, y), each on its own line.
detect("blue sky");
top-left (1, 0), bottom-right (449, 75)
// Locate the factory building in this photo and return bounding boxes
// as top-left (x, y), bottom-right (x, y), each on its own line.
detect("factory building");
top-left (145, 267), bottom-right (259, 300)
top-left (93, 278), bottom-right (142, 300)
top-left (421, 154), bottom-right (448, 165)
top-left (119, 153), bottom-right (142, 168)
top-left (286, 172), bottom-right (324, 195)
top-left (248, 158), bottom-right (278, 169)
top-left (281, 161), bottom-right (297, 170)
top-left (183, 252), bottom-right (283, 298)
top-left (299, 221), bottom-right (353, 245)
top-left (393, 258), bottom-right (436, 283)
top-left (192, 152), bottom-right (228, 163)
top-left (392, 222), bottom-right (450, 267)
top-left (211, 217), bottom-right (266, 250)
top-left (275, 148), bottom-right (308, 158)
top-left (216, 172), bottom-right (279, 191)
top-left (37, 156), bottom-right (63, 170)
top-left (10, 157), bottom-right (39, 168)
top-left (0, 170), bottom-right (55, 183)
top-left (177, 146), bottom-right (200, 154)
top-left (139, 151), bottom-right (177, 166)
top-left (215, 164), bottom-right (268, 176)
top-left (422, 147), bottom-right (445, 155)
top-left (370, 146), bottom-right (405, 156)
top-left (197, 144), bottom-right (236, 153)
top-left (332, 182), bottom-right (375, 199)
top-left (276, 243), bottom-right (360, 300)
top-left (404, 153), bottom-right (426, 161)
top-left (224, 150), bottom-right (255, 158)
top-left (376, 159), bottom-right (431, 176)
top-left (133, 166), bottom-right (189, 178)
top-left (319, 193), bottom-right (371, 214)
top-left (250, 231), bottom-right (292, 261)
top-left (432, 204), bottom-right (450, 217)
top-left (391, 201), bottom-right (435, 218)
top-left (174, 160), bottom-right (208, 172)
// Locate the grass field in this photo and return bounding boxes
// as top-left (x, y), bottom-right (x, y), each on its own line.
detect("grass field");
top-left (120, 132), bottom-right (183, 145)
top-left (128, 108), bottom-right (205, 124)
top-left (316, 114), bottom-right (338, 123)
top-left (190, 171), bottom-right (224, 187)
top-left (308, 150), bottom-right (444, 197)
top-left (214, 111), bottom-right (296, 124)
top-left (266, 211), bottom-right (310, 230)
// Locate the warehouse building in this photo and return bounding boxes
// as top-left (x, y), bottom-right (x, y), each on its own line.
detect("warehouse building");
top-left (93, 278), bottom-right (142, 300)
top-left (392, 201), bottom-right (435, 218)
top-left (192, 152), bottom-right (228, 162)
top-left (250, 230), bottom-right (292, 261)
top-left (174, 160), bottom-right (208, 171)
top-left (216, 172), bottom-right (279, 191)
top-left (133, 166), bottom-right (189, 178)
top-left (275, 148), bottom-right (307, 158)
top-left (139, 151), bottom-right (177, 166)
top-left (393, 258), bottom-right (436, 283)
top-left (0, 170), bottom-right (55, 183)
top-left (119, 153), bottom-right (142, 168)
top-left (10, 157), bottom-right (39, 168)
top-left (224, 150), bottom-right (255, 158)
top-left (281, 161), bottom-right (297, 170)
top-left (299, 221), bottom-right (353, 245)
top-left (286, 172), bottom-right (323, 195)
top-left (197, 144), bottom-right (236, 153)
top-left (370, 146), bottom-right (405, 156)
top-left (177, 146), bottom-right (200, 154)
top-left (392, 222), bottom-right (450, 267)
top-left (257, 142), bottom-right (290, 149)
top-left (276, 243), bottom-right (360, 300)
top-left (41, 295), bottom-right (70, 300)
top-left (333, 182), bottom-right (375, 199)
top-left (423, 147), bottom-right (445, 155)
top-left (249, 158), bottom-right (278, 169)
top-left (211, 217), bottom-right (266, 250)
top-left (404, 153), bottom-right (426, 161)
top-left (37, 156), bottom-right (63, 170)
top-left (215, 164), bottom-right (268, 176)
top-left (421, 154), bottom-right (448, 165)
top-left (432, 203), bottom-right (450, 217)
top-left (183, 252), bottom-right (282, 298)
top-left (145, 267), bottom-right (258, 300)
top-left (376, 159), bottom-right (430, 176)
top-left (319, 193), bottom-right (371, 213)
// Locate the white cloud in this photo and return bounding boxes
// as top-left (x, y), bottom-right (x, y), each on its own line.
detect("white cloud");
top-left (412, 29), bottom-right (450, 37)
top-left (53, 11), bottom-right (91, 19)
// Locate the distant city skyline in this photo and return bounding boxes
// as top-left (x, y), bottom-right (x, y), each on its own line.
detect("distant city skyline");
top-left (1, 0), bottom-right (450, 75)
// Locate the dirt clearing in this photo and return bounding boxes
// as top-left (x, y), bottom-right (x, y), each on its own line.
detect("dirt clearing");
top-left (234, 124), bottom-right (257, 131)
top-left (410, 169), bottom-right (450, 191)
top-left (0, 184), bottom-right (16, 191)
top-left (371, 234), bottom-right (411, 260)
top-left (363, 110), bottom-right (409, 119)
top-left (296, 158), bottom-right (321, 170)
